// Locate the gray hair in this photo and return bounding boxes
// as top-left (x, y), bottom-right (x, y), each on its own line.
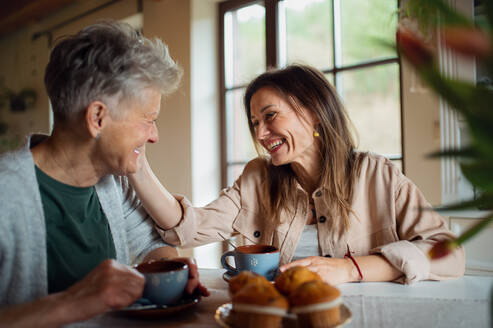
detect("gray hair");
top-left (45, 20), bottom-right (182, 122)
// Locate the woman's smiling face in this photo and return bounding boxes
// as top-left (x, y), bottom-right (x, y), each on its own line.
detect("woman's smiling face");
top-left (249, 86), bottom-right (319, 167)
top-left (99, 88), bottom-right (161, 175)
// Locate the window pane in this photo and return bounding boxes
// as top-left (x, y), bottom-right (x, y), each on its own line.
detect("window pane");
top-left (227, 163), bottom-right (247, 186)
top-left (281, 0), bottom-right (333, 70)
top-left (225, 4), bottom-right (266, 88)
top-left (338, 63), bottom-right (401, 156)
top-left (340, 0), bottom-right (397, 66)
top-left (226, 88), bottom-right (257, 164)
top-left (324, 73), bottom-right (334, 86)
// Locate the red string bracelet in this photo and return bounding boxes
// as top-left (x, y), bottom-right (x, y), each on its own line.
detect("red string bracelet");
top-left (344, 244), bottom-right (363, 281)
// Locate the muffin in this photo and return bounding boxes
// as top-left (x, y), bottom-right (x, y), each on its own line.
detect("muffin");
top-left (232, 282), bottom-right (289, 328)
top-left (289, 280), bottom-right (342, 328)
top-left (275, 266), bottom-right (322, 296)
top-left (229, 271), bottom-right (271, 296)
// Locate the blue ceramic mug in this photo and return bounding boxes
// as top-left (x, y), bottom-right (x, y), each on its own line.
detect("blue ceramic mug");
top-left (135, 259), bottom-right (189, 305)
top-left (221, 244), bottom-right (280, 280)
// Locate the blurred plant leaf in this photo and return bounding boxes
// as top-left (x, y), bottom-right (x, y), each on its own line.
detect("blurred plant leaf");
top-left (405, 0), bottom-right (473, 31)
top-left (482, 0), bottom-right (493, 28)
top-left (434, 192), bottom-right (493, 212)
top-left (455, 215), bottom-right (493, 245)
top-left (420, 69), bottom-right (493, 118)
top-left (426, 147), bottom-right (478, 159)
top-left (0, 122), bottom-right (7, 135)
top-left (460, 162), bottom-right (493, 192)
top-left (403, 0), bottom-right (493, 261)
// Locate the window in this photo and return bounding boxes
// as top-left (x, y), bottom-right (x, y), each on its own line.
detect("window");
top-left (220, 0), bottom-right (402, 186)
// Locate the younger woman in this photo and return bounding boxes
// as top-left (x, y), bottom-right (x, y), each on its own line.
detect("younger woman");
top-left (130, 64), bottom-right (464, 285)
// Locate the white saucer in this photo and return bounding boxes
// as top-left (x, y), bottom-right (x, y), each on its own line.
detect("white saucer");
top-left (215, 302), bottom-right (352, 328)
top-left (223, 271), bottom-right (237, 282)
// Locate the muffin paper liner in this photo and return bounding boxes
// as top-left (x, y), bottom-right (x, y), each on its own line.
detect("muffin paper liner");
top-left (233, 303), bottom-right (288, 316)
top-left (290, 296), bottom-right (342, 314)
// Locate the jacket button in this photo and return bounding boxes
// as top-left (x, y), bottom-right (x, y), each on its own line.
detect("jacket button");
top-left (253, 231), bottom-right (261, 238)
top-left (315, 191), bottom-right (322, 197)
top-left (319, 216), bottom-right (327, 223)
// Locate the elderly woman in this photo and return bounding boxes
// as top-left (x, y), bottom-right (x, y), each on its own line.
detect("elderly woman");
top-left (0, 21), bottom-right (207, 327)
top-left (131, 65), bottom-right (465, 285)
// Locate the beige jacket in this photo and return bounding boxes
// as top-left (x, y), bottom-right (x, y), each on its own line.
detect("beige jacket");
top-left (159, 153), bottom-right (465, 284)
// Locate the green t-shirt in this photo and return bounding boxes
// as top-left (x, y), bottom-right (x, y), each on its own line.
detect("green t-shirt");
top-left (35, 166), bottom-right (116, 293)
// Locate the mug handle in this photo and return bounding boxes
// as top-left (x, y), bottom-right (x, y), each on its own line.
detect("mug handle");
top-left (220, 251), bottom-right (239, 275)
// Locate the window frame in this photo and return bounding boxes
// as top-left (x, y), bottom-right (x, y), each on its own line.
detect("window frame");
top-left (219, 0), bottom-right (404, 188)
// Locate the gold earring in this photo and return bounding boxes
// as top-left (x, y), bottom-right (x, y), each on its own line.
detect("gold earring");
top-left (313, 131), bottom-right (320, 137)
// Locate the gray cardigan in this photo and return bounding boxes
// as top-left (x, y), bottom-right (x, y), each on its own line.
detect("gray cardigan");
top-left (0, 135), bottom-right (169, 305)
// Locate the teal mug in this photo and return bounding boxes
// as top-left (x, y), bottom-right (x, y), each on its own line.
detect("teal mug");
top-left (135, 259), bottom-right (189, 305)
top-left (221, 244), bottom-right (280, 280)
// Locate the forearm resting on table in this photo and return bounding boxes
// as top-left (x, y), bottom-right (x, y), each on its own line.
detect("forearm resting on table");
top-left (130, 160), bottom-right (182, 229)
top-left (0, 292), bottom-right (85, 328)
top-left (349, 255), bottom-right (402, 282)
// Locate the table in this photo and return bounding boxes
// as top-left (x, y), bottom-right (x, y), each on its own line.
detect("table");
top-left (70, 269), bottom-right (230, 328)
top-left (70, 269), bottom-right (492, 328)
top-left (339, 276), bottom-right (492, 328)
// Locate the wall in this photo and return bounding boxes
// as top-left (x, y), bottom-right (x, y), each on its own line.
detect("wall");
top-left (0, 25), bottom-right (50, 149)
top-left (190, 0), bottom-right (222, 268)
top-left (50, 0), bottom-right (138, 37)
top-left (0, 21), bottom-right (52, 149)
top-left (398, 0), bottom-right (442, 206)
top-left (0, 0), bottom-right (198, 199)
top-left (0, 0), bottom-right (195, 203)
top-left (401, 59), bottom-right (442, 205)
top-left (143, 0), bottom-right (223, 263)
top-left (0, 0), bottom-right (140, 152)
top-left (143, 0), bottom-right (193, 201)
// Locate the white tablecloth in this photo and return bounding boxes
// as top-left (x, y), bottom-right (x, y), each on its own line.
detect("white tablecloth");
top-left (339, 276), bottom-right (492, 328)
top-left (72, 270), bottom-right (493, 328)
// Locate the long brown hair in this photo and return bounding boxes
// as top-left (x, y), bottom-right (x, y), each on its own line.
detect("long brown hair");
top-left (244, 64), bottom-right (362, 228)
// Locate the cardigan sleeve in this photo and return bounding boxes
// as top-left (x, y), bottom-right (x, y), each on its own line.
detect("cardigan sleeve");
top-left (119, 176), bottom-right (172, 264)
top-left (371, 173), bottom-right (465, 284)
